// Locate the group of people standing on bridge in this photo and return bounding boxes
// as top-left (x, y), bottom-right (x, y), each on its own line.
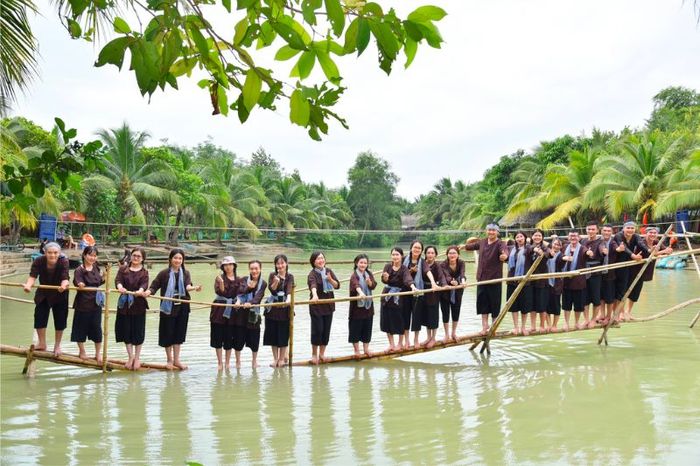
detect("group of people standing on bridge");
top-left (20, 219), bottom-right (671, 369)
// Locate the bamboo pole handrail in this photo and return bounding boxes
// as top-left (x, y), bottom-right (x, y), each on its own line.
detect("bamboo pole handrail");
top-left (292, 297), bottom-right (700, 365)
top-left (598, 224), bottom-right (674, 345)
top-left (471, 254), bottom-right (546, 354)
top-left (680, 222), bottom-right (700, 329)
top-left (3, 247), bottom-right (699, 311)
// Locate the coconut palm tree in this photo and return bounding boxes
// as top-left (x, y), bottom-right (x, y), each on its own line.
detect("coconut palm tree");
top-left (656, 147), bottom-right (700, 215)
top-left (584, 132), bottom-right (685, 221)
top-left (83, 124), bottom-right (179, 238)
top-left (1, 119), bottom-right (62, 238)
top-left (0, 0), bottom-right (38, 115)
top-left (196, 156), bottom-right (268, 238)
top-left (521, 146), bottom-right (604, 229)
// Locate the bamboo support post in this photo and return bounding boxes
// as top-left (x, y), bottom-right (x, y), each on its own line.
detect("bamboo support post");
top-left (598, 224), bottom-right (674, 345)
top-left (680, 222), bottom-right (700, 328)
top-left (22, 344), bottom-right (35, 375)
top-left (288, 285), bottom-right (296, 368)
top-left (471, 254), bottom-right (545, 355)
top-left (102, 264), bottom-right (111, 372)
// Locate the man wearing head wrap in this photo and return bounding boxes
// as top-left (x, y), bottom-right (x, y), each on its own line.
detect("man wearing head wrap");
top-left (463, 223), bottom-right (509, 336)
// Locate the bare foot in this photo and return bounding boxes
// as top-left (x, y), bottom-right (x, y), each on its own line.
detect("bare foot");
top-left (426, 339), bottom-right (436, 349)
top-left (133, 359), bottom-right (141, 371)
top-left (174, 361), bottom-right (188, 370)
top-left (95, 354), bottom-right (103, 364)
top-left (364, 350), bottom-right (373, 357)
top-left (311, 356), bottom-right (319, 365)
top-left (421, 339), bottom-right (430, 347)
top-left (165, 362), bottom-right (175, 371)
top-left (125, 358), bottom-right (134, 370)
top-left (218, 363), bottom-right (224, 371)
top-left (353, 352), bottom-right (362, 359)
top-left (509, 329), bottom-right (519, 336)
top-left (587, 320), bottom-right (597, 329)
top-left (34, 345), bottom-right (47, 351)
top-left (575, 323), bottom-right (584, 330)
top-left (451, 332), bottom-right (458, 341)
top-left (235, 361), bottom-right (242, 369)
top-left (78, 352), bottom-right (88, 360)
top-left (251, 361), bottom-right (258, 369)
top-left (522, 328), bottom-right (530, 336)
top-left (387, 346), bottom-right (396, 353)
top-left (53, 346), bottom-right (62, 357)
top-left (480, 329), bottom-right (489, 336)
top-left (529, 327), bottom-right (537, 334)
top-left (539, 327), bottom-right (547, 333)
top-left (550, 326), bottom-right (559, 333)
top-left (562, 324), bottom-right (570, 332)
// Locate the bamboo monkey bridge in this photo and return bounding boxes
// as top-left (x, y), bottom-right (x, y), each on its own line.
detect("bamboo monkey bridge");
top-left (1, 243), bottom-right (699, 373)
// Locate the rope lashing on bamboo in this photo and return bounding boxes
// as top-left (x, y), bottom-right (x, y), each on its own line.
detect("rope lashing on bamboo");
top-left (290, 297), bottom-right (700, 366)
top-left (598, 224), bottom-right (675, 345)
top-left (2, 247), bottom-right (699, 310)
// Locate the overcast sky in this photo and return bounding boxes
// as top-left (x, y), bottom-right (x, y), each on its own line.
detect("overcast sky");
top-left (12, 1), bottom-right (700, 199)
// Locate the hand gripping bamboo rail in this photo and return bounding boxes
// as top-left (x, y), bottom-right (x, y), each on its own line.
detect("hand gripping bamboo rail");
top-left (598, 225), bottom-right (674, 345)
top-left (290, 297), bottom-right (700, 366)
top-left (470, 254), bottom-right (545, 355)
top-left (680, 221), bottom-right (700, 329)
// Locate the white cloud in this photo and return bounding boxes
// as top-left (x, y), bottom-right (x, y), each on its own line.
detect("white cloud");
top-left (13, 0), bottom-right (700, 199)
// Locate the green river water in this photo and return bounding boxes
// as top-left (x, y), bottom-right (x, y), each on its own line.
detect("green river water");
top-left (1, 249), bottom-right (699, 465)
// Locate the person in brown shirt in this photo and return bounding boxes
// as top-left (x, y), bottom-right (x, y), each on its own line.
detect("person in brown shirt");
top-left (263, 254), bottom-right (295, 368)
top-left (625, 227), bottom-right (673, 319)
top-left (529, 230), bottom-right (550, 333)
top-left (421, 245), bottom-right (445, 348)
top-left (438, 246), bottom-right (466, 342)
top-left (210, 255), bottom-right (241, 371)
top-left (348, 254), bottom-right (377, 358)
top-left (23, 242), bottom-right (70, 356)
top-left (144, 248), bottom-right (202, 370)
top-left (463, 224), bottom-right (509, 335)
top-left (599, 224), bottom-right (619, 325)
top-left (71, 246), bottom-right (105, 362)
top-left (561, 231), bottom-right (590, 331)
top-left (380, 247), bottom-right (417, 352)
top-left (506, 231), bottom-right (536, 336)
top-left (307, 251), bottom-right (340, 365)
top-left (404, 240), bottom-right (440, 350)
top-left (231, 260), bottom-right (267, 369)
top-left (545, 238), bottom-right (567, 332)
top-left (580, 221), bottom-right (606, 326)
top-left (114, 247), bottom-right (150, 370)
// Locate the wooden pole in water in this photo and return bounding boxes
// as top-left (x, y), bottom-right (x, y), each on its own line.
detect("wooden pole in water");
top-left (288, 285), bottom-right (296, 368)
top-left (680, 221), bottom-right (700, 328)
top-left (598, 224), bottom-right (674, 345)
top-left (102, 264), bottom-right (111, 372)
top-left (471, 254), bottom-right (545, 355)
top-left (22, 344), bottom-right (35, 376)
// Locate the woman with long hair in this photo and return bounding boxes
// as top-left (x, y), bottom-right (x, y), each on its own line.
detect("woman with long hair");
top-left (145, 248), bottom-right (202, 370)
top-left (438, 245), bottom-right (466, 342)
top-left (210, 256), bottom-right (240, 371)
top-left (71, 246), bottom-right (105, 362)
top-left (348, 254), bottom-right (377, 358)
top-left (114, 247), bottom-right (149, 370)
top-left (307, 251), bottom-right (340, 364)
top-left (264, 254), bottom-right (295, 368)
top-left (380, 247), bottom-right (417, 352)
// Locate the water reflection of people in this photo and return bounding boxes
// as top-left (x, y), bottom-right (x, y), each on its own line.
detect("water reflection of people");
top-left (210, 372), bottom-right (264, 463)
top-left (115, 376), bottom-right (148, 464)
top-left (160, 374), bottom-right (193, 464)
top-left (349, 366), bottom-right (374, 463)
top-left (310, 367), bottom-right (337, 465)
top-left (264, 370), bottom-right (297, 463)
